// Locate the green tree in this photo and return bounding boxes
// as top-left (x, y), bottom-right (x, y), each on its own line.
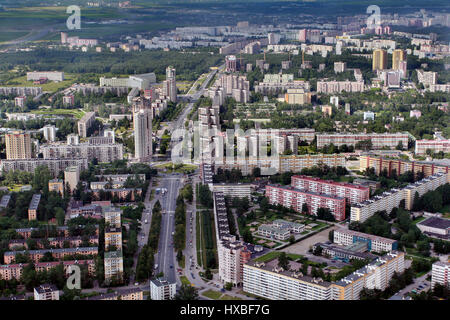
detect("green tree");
top-left (277, 252), bottom-right (289, 270)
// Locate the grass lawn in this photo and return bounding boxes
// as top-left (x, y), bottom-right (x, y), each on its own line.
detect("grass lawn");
top-left (441, 205), bottom-right (450, 218)
top-left (202, 289), bottom-right (222, 300)
top-left (5, 74), bottom-right (78, 93)
top-left (196, 211), bottom-right (202, 267)
top-left (0, 31), bottom-right (29, 42)
top-left (179, 255), bottom-right (185, 269)
top-left (180, 276), bottom-right (191, 286)
top-left (412, 216), bottom-right (426, 225)
top-left (220, 295), bottom-right (242, 300)
top-left (31, 108), bottom-right (86, 119)
top-left (254, 251), bottom-right (304, 262)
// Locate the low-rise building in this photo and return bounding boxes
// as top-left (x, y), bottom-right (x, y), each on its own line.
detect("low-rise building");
top-left (333, 228), bottom-right (398, 253)
top-left (416, 216), bottom-right (450, 240)
top-left (28, 194), bottom-right (41, 221)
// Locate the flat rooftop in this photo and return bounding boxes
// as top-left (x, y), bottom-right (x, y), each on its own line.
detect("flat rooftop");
top-left (417, 216), bottom-right (450, 230)
top-left (246, 258), bottom-right (333, 288)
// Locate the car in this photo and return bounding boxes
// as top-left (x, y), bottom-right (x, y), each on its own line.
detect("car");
top-left (134, 282), bottom-right (139, 286)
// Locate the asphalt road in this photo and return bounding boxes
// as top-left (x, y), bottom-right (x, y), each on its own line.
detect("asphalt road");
top-left (154, 174), bottom-right (182, 283)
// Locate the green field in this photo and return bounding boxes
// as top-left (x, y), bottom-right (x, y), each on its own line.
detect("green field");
top-left (180, 276), bottom-right (191, 286)
top-left (4, 73), bottom-right (77, 92)
top-left (254, 251), bottom-right (304, 263)
top-left (201, 289), bottom-right (222, 300)
top-left (31, 108), bottom-right (86, 119)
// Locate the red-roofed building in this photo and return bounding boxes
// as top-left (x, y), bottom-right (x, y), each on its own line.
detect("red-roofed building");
top-left (291, 175), bottom-right (370, 204)
top-left (265, 185), bottom-right (346, 221)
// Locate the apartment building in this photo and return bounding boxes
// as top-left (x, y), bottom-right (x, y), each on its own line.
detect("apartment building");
top-left (103, 206), bottom-right (122, 228)
top-left (333, 228), bottom-right (398, 253)
top-left (291, 175), bottom-right (370, 204)
top-left (104, 250), bottom-right (124, 282)
top-left (15, 225), bottom-right (99, 239)
top-left (417, 69), bottom-right (438, 86)
top-left (77, 112), bottom-right (96, 138)
top-left (334, 62), bottom-right (347, 73)
top-left (403, 173), bottom-right (449, 210)
top-left (359, 154), bottom-right (450, 179)
top-left (0, 264), bottom-right (26, 281)
top-left (34, 284), bottom-right (60, 300)
top-left (392, 49), bottom-right (406, 70)
top-left (415, 139), bottom-right (450, 155)
top-left (211, 183), bottom-right (252, 200)
top-left (316, 80), bottom-right (365, 94)
top-left (48, 179), bottom-right (64, 196)
top-left (214, 192), bottom-right (252, 286)
top-left (90, 188), bottom-right (142, 201)
top-left (27, 72), bottom-right (64, 82)
top-left (266, 185), bottom-right (346, 221)
top-left (86, 288), bottom-right (144, 300)
top-left (429, 84), bottom-right (450, 93)
top-left (0, 195), bottom-right (11, 210)
top-left (5, 131), bottom-right (32, 160)
top-left (28, 194), bottom-right (41, 221)
top-left (64, 166), bottom-right (80, 192)
top-left (316, 133), bottom-right (409, 150)
top-left (351, 173), bottom-right (448, 223)
top-left (243, 259), bottom-right (333, 300)
top-left (372, 49), bottom-right (387, 70)
top-left (4, 247), bottom-right (98, 264)
top-left (255, 77), bottom-right (310, 95)
top-left (42, 125), bottom-right (57, 142)
top-left (150, 279), bottom-right (176, 300)
top-left (41, 139), bottom-right (124, 163)
top-left (99, 74), bottom-right (156, 89)
top-left (9, 236), bottom-right (98, 250)
top-left (0, 87), bottom-right (42, 96)
top-left (35, 260), bottom-right (96, 276)
top-left (431, 261), bottom-right (449, 289)
top-left (284, 88), bottom-right (312, 105)
top-left (350, 187), bottom-right (403, 223)
top-left (133, 97), bottom-right (153, 162)
top-left (333, 251), bottom-right (405, 300)
top-left (105, 227), bottom-right (123, 251)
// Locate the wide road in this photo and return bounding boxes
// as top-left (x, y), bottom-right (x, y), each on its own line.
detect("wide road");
top-left (169, 65), bottom-right (223, 139)
top-left (154, 173), bottom-right (182, 284)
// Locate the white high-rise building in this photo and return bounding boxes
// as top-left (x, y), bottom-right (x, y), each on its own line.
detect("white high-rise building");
top-left (431, 261), bottom-right (450, 289)
top-left (164, 66), bottom-right (177, 103)
top-left (133, 98), bottom-right (153, 162)
top-left (42, 125), bottom-right (57, 142)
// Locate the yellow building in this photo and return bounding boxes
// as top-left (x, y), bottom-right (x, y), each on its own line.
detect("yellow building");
top-left (392, 49), bottom-right (406, 70)
top-left (105, 227), bottom-right (122, 251)
top-left (372, 49), bottom-right (387, 71)
top-left (5, 131), bottom-right (32, 160)
top-left (48, 179), bottom-right (64, 196)
top-left (322, 105), bottom-right (333, 116)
